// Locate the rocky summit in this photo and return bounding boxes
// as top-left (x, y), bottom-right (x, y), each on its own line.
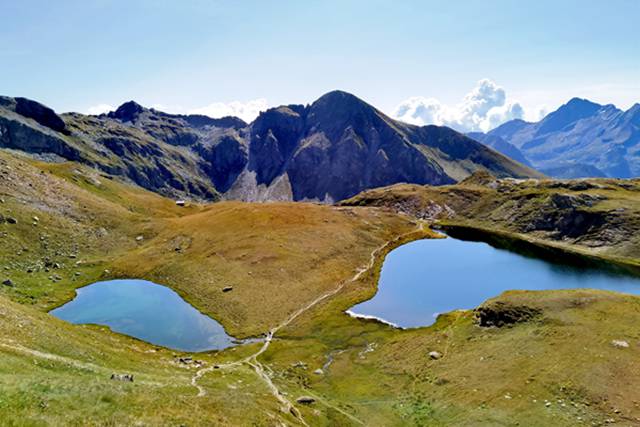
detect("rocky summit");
top-left (0, 91), bottom-right (540, 202)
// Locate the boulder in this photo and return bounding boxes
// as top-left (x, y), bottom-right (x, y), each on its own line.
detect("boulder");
top-left (2, 279), bottom-right (13, 287)
top-left (6, 217), bottom-right (17, 224)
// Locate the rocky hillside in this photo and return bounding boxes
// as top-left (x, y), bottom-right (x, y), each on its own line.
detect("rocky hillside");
top-left (480, 98), bottom-right (640, 178)
top-left (341, 171), bottom-right (640, 265)
top-left (0, 96), bottom-right (226, 200)
top-left (1, 92), bottom-right (541, 202)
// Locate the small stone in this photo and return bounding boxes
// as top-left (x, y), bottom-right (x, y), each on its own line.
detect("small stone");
top-left (314, 369), bottom-right (324, 375)
top-left (136, 235), bottom-right (144, 242)
top-left (222, 286), bottom-right (233, 293)
top-left (545, 402), bottom-right (552, 407)
top-left (428, 351), bottom-right (442, 360)
top-left (6, 217), bottom-right (17, 224)
top-left (296, 396), bottom-right (316, 405)
top-left (2, 279), bottom-right (14, 287)
top-left (32, 216), bottom-right (39, 222)
top-left (74, 272), bottom-right (81, 276)
top-left (110, 373), bottom-right (134, 382)
top-left (178, 357), bottom-right (193, 364)
top-left (611, 340), bottom-right (630, 349)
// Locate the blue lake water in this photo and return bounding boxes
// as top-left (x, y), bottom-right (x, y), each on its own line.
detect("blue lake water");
top-left (348, 237), bottom-right (640, 328)
top-left (51, 279), bottom-right (236, 352)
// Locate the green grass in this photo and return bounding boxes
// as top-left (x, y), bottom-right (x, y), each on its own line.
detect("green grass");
top-left (2, 152), bottom-right (640, 425)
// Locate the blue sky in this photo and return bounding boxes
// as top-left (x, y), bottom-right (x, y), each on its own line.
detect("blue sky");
top-left (1, 0), bottom-right (638, 128)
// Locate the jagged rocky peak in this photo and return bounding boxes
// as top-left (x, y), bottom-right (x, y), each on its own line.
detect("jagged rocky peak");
top-left (108, 101), bottom-right (145, 122)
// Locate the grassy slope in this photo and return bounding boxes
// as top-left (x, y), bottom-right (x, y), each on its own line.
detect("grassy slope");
top-left (2, 151), bottom-right (640, 425)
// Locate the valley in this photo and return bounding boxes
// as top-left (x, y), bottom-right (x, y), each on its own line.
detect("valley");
top-left (2, 148), bottom-right (640, 425)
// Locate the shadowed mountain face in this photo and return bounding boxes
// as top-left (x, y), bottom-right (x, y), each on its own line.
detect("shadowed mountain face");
top-left (486, 98), bottom-right (640, 178)
top-left (0, 91), bottom-right (540, 202)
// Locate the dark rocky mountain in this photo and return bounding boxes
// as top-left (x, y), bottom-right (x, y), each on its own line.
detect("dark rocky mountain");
top-left (0, 91), bottom-right (541, 202)
top-left (486, 98), bottom-right (640, 178)
top-left (228, 91), bottom-right (541, 202)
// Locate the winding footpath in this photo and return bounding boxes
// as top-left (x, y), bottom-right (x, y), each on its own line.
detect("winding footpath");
top-left (191, 221), bottom-right (427, 425)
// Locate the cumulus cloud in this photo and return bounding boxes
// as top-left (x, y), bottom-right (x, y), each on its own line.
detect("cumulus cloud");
top-left (86, 104), bottom-right (115, 115)
top-left (188, 98), bottom-right (268, 123)
top-left (392, 79), bottom-right (525, 133)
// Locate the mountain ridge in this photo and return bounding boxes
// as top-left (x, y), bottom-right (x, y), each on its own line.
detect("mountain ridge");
top-left (484, 97), bottom-right (640, 178)
top-left (0, 91), bottom-right (541, 202)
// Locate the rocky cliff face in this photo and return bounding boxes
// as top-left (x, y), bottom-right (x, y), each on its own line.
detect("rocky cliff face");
top-left (0, 91), bottom-right (541, 202)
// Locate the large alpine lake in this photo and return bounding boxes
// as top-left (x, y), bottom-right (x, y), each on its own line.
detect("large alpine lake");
top-left (348, 236), bottom-right (640, 328)
top-left (51, 279), bottom-right (236, 352)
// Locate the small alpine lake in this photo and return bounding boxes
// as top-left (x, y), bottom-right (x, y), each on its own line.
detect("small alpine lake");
top-left (51, 279), bottom-right (237, 352)
top-left (348, 235), bottom-right (640, 328)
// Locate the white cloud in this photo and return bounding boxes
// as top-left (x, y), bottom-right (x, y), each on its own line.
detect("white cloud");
top-left (392, 79), bottom-right (526, 133)
top-left (86, 104), bottom-right (114, 115)
top-left (187, 99), bottom-right (268, 123)
top-left (524, 105), bottom-right (549, 123)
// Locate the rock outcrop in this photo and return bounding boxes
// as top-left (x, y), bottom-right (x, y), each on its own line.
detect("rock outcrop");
top-left (475, 301), bottom-right (542, 327)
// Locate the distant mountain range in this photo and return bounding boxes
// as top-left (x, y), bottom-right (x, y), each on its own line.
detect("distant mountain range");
top-left (469, 98), bottom-right (640, 178)
top-left (0, 91), bottom-right (539, 202)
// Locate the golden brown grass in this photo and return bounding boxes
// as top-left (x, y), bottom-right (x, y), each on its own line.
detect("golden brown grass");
top-left (2, 150), bottom-right (640, 425)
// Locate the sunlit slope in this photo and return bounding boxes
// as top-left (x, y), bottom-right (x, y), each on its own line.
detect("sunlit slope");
top-left (2, 150), bottom-right (640, 425)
